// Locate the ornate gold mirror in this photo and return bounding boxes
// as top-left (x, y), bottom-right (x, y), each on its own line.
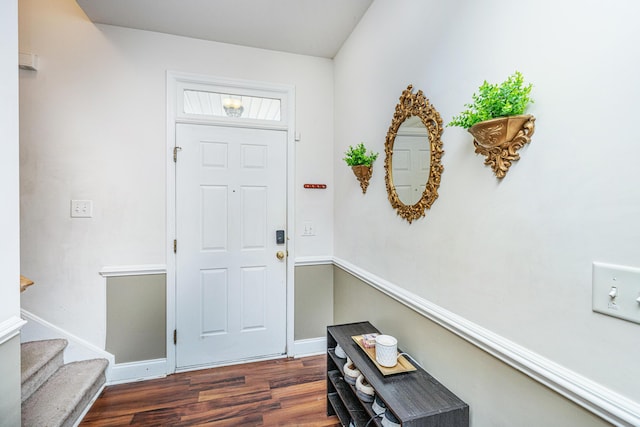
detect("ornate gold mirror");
top-left (385, 85), bottom-right (444, 223)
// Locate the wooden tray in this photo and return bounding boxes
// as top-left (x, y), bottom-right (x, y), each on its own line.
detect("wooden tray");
top-left (351, 335), bottom-right (416, 375)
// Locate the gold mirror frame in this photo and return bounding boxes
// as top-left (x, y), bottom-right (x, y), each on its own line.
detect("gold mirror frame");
top-left (385, 85), bottom-right (444, 223)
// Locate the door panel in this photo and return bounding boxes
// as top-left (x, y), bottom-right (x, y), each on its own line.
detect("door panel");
top-left (392, 135), bottom-right (429, 205)
top-left (176, 123), bottom-right (287, 369)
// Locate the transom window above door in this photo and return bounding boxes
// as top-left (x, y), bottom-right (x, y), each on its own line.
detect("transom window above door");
top-left (183, 90), bottom-right (281, 121)
top-left (175, 80), bottom-right (288, 127)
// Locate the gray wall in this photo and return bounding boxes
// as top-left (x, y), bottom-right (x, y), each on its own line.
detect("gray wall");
top-left (294, 264), bottom-right (334, 340)
top-left (106, 274), bottom-right (166, 364)
top-left (333, 267), bottom-right (612, 427)
top-left (104, 266), bottom-right (332, 364)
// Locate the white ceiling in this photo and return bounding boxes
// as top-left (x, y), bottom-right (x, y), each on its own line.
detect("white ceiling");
top-left (76, 0), bottom-right (373, 59)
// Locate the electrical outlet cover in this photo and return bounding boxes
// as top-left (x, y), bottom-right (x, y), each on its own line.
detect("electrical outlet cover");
top-left (71, 200), bottom-right (93, 218)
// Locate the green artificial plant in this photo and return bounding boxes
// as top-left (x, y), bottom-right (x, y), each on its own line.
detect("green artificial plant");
top-left (448, 71), bottom-right (533, 129)
top-left (343, 143), bottom-right (379, 167)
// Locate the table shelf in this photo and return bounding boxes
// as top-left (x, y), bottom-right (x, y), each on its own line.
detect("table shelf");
top-left (327, 321), bottom-right (468, 427)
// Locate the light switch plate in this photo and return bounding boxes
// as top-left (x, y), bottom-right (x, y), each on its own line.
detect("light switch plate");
top-left (71, 200), bottom-right (93, 218)
top-left (302, 222), bottom-right (315, 236)
top-left (592, 262), bottom-right (640, 324)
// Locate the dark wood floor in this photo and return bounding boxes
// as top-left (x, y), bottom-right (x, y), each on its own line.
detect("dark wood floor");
top-left (80, 355), bottom-right (341, 426)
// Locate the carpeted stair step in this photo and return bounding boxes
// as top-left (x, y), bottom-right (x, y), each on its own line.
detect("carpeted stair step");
top-left (21, 338), bottom-right (67, 403)
top-left (22, 358), bottom-right (108, 427)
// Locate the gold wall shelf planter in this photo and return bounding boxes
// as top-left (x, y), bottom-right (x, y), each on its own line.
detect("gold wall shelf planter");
top-left (352, 165), bottom-right (373, 194)
top-left (468, 114), bottom-right (535, 179)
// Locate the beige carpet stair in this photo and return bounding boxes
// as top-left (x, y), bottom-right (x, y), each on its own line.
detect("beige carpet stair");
top-left (21, 338), bottom-right (67, 403)
top-left (21, 339), bottom-right (108, 427)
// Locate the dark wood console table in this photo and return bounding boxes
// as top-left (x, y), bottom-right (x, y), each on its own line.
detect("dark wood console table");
top-left (327, 321), bottom-right (469, 426)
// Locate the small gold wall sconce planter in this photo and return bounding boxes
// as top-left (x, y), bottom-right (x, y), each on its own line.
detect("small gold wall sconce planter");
top-left (344, 142), bottom-right (378, 194)
top-left (352, 165), bottom-right (373, 194)
top-left (468, 114), bottom-right (535, 179)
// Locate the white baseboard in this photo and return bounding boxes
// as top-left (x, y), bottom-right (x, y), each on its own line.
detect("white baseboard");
top-left (292, 337), bottom-right (326, 357)
top-left (108, 358), bottom-right (167, 385)
top-left (331, 257), bottom-right (640, 427)
top-left (20, 309), bottom-right (115, 371)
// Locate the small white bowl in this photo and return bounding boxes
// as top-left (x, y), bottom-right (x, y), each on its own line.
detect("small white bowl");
top-left (335, 344), bottom-right (346, 359)
top-left (381, 410), bottom-right (400, 427)
top-left (343, 357), bottom-right (360, 385)
top-left (372, 395), bottom-right (387, 415)
top-left (355, 374), bottom-right (375, 402)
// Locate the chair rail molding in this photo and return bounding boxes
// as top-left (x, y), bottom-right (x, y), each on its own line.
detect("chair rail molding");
top-left (99, 264), bottom-right (167, 277)
top-left (0, 315), bottom-right (26, 345)
top-left (294, 256), bottom-right (334, 266)
top-left (332, 256), bottom-right (640, 427)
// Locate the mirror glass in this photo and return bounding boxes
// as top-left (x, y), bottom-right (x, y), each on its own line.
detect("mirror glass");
top-left (391, 116), bottom-right (430, 206)
top-left (384, 85), bottom-right (444, 223)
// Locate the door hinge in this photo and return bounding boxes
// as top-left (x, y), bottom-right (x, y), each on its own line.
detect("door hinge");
top-left (173, 329), bottom-right (177, 345)
top-left (173, 239), bottom-right (177, 253)
top-left (173, 146), bottom-right (182, 162)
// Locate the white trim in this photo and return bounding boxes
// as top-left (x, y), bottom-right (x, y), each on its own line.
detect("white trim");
top-left (20, 309), bottom-right (115, 367)
top-left (294, 256), bottom-right (334, 266)
top-left (166, 71), bottom-right (296, 373)
top-left (0, 315), bottom-right (26, 345)
top-left (99, 264), bottom-right (167, 277)
top-left (172, 117), bottom-right (287, 131)
top-left (332, 257), bottom-right (640, 427)
top-left (174, 73), bottom-right (291, 129)
top-left (71, 383), bottom-right (106, 427)
top-left (107, 359), bottom-right (167, 385)
top-left (284, 81), bottom-right (296, 358)
top-left (166, 71), bottom-right (178, 375)
top-left (292, 337), bottom-right (327, 357)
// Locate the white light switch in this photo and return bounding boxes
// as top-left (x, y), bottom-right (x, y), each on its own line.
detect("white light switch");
top-left (592, 262), bottom-right (640, 324)
top-left (70, 200), bottom-right (93, 218)
top-left (302, 222), bottom-right (315, 236)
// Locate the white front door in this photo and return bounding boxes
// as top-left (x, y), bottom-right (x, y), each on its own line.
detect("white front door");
top-left (175, 123), bottom-right (287, 369)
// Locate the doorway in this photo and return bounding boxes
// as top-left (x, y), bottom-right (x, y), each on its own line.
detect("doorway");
top-left (167, 72), bottom-right (295, 372)
top-left (175, 124), bottom-right (287, 368)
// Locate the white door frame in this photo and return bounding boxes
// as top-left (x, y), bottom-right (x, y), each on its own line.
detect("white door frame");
top-left (165, 70), bottom-right (296, 374)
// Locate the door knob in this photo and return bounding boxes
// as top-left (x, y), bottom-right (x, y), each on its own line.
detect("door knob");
top-left (276, 251), bottom-right (285, 260)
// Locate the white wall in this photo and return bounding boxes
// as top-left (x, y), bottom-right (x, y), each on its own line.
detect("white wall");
top-left (18, 0), bottom-right (334, 347)
top-left (1, 0), bottom-right (20, 324)
top-left (334, 0), bottom-right (640, 406)
top-left (0, 0), bottom-right (23, 424)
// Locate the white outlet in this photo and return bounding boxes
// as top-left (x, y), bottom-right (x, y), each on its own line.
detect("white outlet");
top-left (592, 262), bottom-right (640, 324)
top-left (70, 200), bottom-right (93, 218)
top-left (302, 222), bottom-right (315, 236)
